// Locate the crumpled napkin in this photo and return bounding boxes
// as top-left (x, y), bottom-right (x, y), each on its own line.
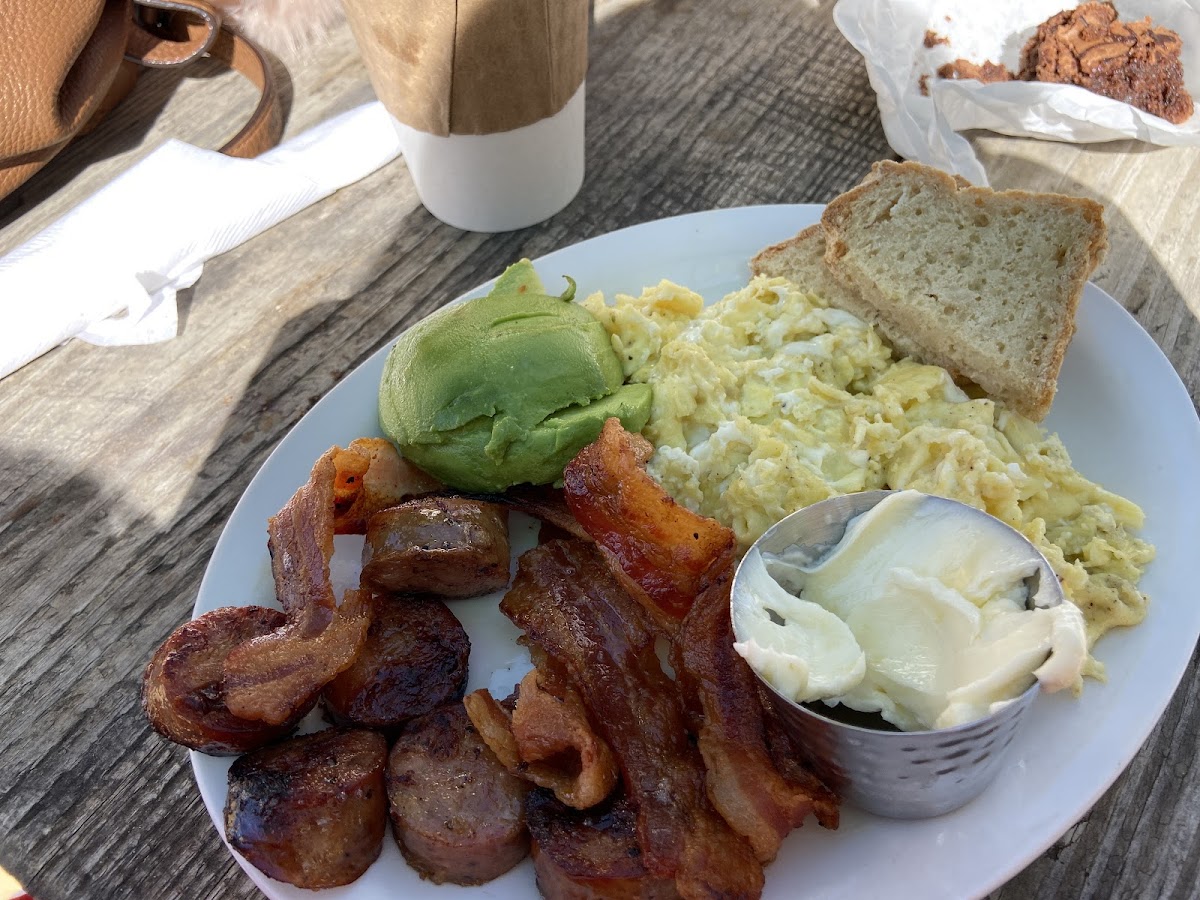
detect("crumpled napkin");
top-left (0, 101), bottom-right (403, 381)
top-left (833, 0), bottom-right (1200, 184)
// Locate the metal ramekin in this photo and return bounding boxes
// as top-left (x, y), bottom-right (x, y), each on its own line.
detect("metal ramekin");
top-left (732, 490), bottom-right (1062, 819)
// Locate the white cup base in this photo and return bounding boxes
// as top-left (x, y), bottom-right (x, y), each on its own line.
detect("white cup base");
top-left (393, 83), bottom-right (586, 233)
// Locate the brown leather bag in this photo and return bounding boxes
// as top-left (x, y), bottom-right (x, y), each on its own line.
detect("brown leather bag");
top-left (0, 0), bottom-right (282, 202)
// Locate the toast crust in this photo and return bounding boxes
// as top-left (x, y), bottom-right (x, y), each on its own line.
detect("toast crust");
top-left (817, 161), bottom-right (1106, 420)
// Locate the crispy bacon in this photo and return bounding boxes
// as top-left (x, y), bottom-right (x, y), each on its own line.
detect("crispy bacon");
top-left (223, 449), bottom-right (371, 725)
top-left (463, 691), bottom-right (522, 767)
top-left (465, 669), bottom-right (619, 810)
top-left (672, 565), bottom-right (839, 863)
top-left (511, 670), bottom-right (619, 810)
top-left (759, 691), bottom-right (842, 830)
top-left (332, 438), bottom-right (442, 535)
top-left (223, 589), bottom-right (371, 726)
top-left (265, 449), bottom-right (338, 624)
top-left (562, 419), bottom-right (735, 631)
top-left (141, 606), bottom-right (312, 754)
top-left (501, 539), bottom-right (763, 899)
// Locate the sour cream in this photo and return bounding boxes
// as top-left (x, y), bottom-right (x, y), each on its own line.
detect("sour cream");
top-left (732, 490), bottom-right (1088, 731)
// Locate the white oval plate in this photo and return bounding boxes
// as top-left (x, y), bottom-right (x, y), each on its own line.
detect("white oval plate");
top-left (192, 205), bottom-right (1200, 900)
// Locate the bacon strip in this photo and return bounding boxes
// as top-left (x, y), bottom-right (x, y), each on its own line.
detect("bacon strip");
top-left (672, 565), bottom-right (839, 863)
top-left (267, 449), bottom-right (338, 624)
top-left (501, 539), bottom-right (763, 899)
top-left (224, 449), bottom-right (371, 725)
top-left (332, 438), bottom-right (442, 535)
top-left (463, 691), bottom-right (522, 767)
top-left (759, 691), bottom-right (843, 829)
top-left (562, 419), bottom-right (735, 631)
top-left (465, 669), bottom-right (619, 810)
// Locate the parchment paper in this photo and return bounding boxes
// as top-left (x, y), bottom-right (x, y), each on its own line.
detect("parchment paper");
top-left (833, 0), bottom-right (1200, 184)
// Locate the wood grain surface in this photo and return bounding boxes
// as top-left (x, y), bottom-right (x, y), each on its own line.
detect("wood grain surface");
top-left (0, 1), bottom-right (1196, 898)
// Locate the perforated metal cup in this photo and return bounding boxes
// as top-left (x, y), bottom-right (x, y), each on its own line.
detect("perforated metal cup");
top-left (732, 490), bottom-right (1061, 819)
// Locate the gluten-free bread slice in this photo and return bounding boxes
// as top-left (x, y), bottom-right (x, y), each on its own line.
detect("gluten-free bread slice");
top-left (749, 224), bottom-right (928, 363)
top-left (821, 161), bottom-right (1107, 421)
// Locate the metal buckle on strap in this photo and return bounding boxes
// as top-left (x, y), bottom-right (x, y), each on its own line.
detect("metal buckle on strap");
top-left (125, 0), bottom-right (222, 67)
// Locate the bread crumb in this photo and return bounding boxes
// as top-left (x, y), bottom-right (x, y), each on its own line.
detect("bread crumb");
top-left (923, 29), bottom-right (950, 49)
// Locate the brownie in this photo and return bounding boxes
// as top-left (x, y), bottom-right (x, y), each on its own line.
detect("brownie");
top-left (924, 29), bottom-right (950, 49)
top-left (937, 58), bottom-right (1015, 85)
top-left (1018, 1), bottom-right (1193, 124)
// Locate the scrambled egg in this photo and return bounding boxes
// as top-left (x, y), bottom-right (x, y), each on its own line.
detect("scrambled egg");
top-left (583, 276), bottom-right (1155, 649)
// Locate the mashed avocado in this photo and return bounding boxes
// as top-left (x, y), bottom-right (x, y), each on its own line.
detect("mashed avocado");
top-left (379, 260), bottom-right (651, 492)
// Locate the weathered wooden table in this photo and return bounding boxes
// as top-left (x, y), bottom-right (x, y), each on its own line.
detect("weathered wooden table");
top-left (1, 1), bottom-right (1196, 898)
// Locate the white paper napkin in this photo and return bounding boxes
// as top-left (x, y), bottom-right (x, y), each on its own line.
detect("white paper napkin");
top-left (0, 101), bottom-right (403, 380)
top-left (833, 0), bottom-right (1200, 185)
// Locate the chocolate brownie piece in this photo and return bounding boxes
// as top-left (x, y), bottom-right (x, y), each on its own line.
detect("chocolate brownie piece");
top-left (924, 29), bottom-right (950, 49)
top-left (1019, 1), bottom-right (1193, 124)
top-left (938, 58), bottom-right (1015, 84)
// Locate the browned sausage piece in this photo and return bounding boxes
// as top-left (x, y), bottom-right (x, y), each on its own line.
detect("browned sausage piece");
top-left (361, 497), bottom-right (510, 597)
top-left (141, 606), bottom-right (312, 755)
top-left (225, 727), bottom-right (388, 889)
top-left (386, 702), bottom-right (529, 884)
top-left (527, 789), bottom-right (680, 900)
top-left (323, 594), bottom-right (470, 731)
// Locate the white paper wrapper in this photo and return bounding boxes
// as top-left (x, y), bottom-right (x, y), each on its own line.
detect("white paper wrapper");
top-left (834, 0), bottom-right (1200, 184)
top-left (0, 102), bottom-right (402, 381)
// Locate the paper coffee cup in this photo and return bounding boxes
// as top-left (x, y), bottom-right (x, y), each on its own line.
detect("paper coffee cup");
top-left (343, 0), bottom-right (589, 232)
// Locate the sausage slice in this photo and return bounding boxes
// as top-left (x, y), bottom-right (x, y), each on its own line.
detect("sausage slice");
top-left (323, 594), bottom-right (470, 731)
top-left (225, 727), bottom-right (388, 889)
top-left (361, 497), bottom-right (510, 597)
top-left (141, 605), bottom-right (310, 755)
top-left (527, 789), bottom-right (680, 900)
top-left (386, 702), bottom-right (529, 884)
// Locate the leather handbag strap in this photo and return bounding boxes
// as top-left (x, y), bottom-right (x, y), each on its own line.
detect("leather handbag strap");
top-left (0, 0), bottom-right (283, 205)
top-left (125, 0), bottom-right (283, 158)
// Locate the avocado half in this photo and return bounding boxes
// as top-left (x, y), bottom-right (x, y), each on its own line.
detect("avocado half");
top-left (378, 260), bottom-right (652, 492)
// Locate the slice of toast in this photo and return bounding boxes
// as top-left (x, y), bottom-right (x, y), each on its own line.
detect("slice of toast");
top-left (749, 224), bottom-right (928, 364)
top-left (820, 161), bottom-right (1107, 421)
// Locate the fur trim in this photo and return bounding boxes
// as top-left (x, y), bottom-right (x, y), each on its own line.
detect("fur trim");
top-left (212, 0), bottom-right (343, 55)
